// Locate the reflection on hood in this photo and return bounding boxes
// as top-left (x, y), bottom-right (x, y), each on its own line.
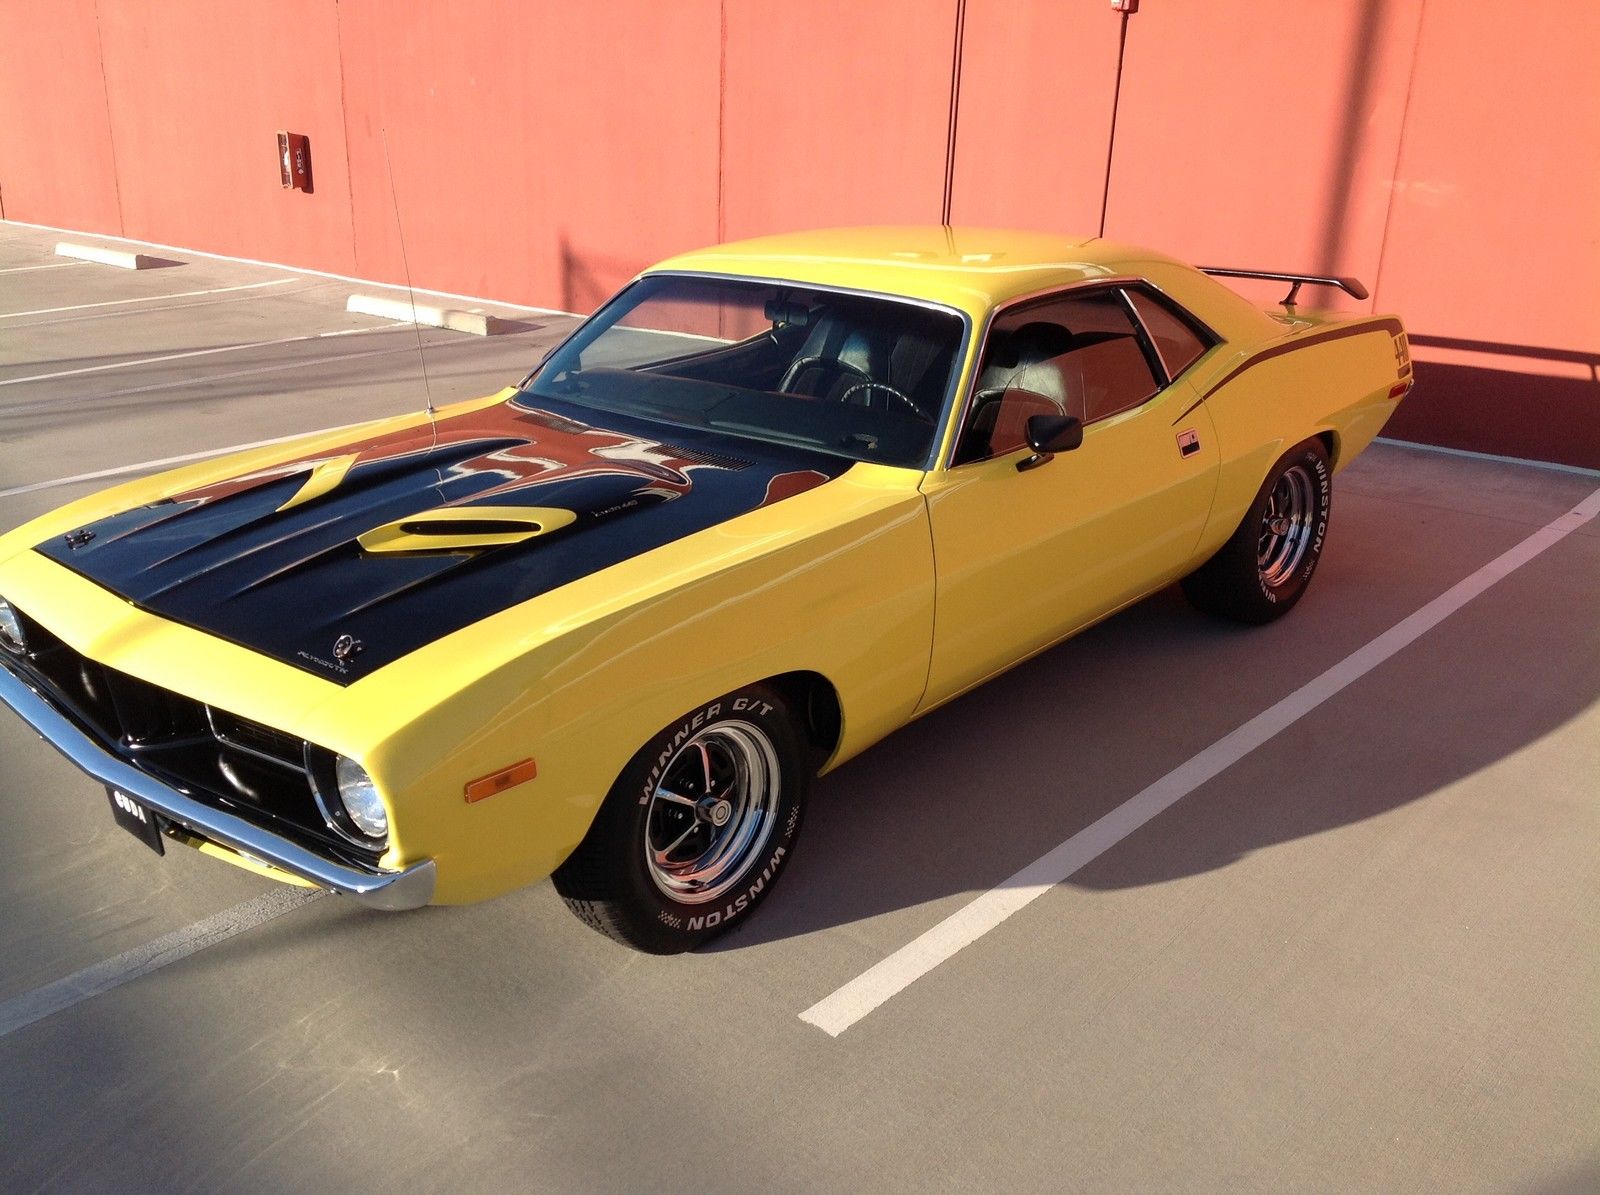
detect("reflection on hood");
top-left (38, 396), bottom-right (849, 682)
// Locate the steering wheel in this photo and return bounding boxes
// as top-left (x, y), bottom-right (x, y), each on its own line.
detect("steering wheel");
top-left (779, 355), bottom-right (872, 395)
top-left (838, 380), bottom-right (932, 424)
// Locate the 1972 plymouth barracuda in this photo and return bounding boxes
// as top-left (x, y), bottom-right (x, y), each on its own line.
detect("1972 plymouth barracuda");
top-left (0, 227), bottom-right (1410, 951)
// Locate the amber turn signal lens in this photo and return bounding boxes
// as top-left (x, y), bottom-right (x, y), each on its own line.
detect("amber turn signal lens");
top-left (464, 759), bottom-right (538, 803)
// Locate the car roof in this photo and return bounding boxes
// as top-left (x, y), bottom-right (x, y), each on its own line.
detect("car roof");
top-left (648, 226), bottom-right (1190, 315)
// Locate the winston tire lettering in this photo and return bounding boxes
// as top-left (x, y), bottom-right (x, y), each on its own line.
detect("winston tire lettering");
top-left (638, 697), bottom-right (775, 804)
top-left (642, 702), bottom-right (723, 804)
top-left (1310, 458), bottom-right (1330, 561)
top-left (1259, 454), bottom-right (1329, 602)
top-left (686, 847), bottom-right (787, 931)
top-left (576, 683), bottom-right (804, 950)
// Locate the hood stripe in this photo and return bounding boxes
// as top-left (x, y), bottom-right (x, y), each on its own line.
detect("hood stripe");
top-left (39, 396), bottom-right (852, 683)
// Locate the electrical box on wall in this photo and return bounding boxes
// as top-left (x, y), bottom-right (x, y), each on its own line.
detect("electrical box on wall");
top-left (277, 132), bottom-right (312, 192)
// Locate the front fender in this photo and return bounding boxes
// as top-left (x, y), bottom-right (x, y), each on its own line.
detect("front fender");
top-left (360, 464), bottom-right (935, 903)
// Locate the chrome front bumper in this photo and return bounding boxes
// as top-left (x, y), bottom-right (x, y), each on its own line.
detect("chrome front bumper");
top-left (0, 662), bottom-right (435, 910)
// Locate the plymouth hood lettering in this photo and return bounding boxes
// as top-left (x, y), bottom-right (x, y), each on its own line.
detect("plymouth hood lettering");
top-left (36, 396), bottom-right (850, 682)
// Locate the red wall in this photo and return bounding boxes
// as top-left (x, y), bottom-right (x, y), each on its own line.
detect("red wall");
top-left (1370, 0), bottom-right (1600, 466)
top-left (950, 0), bottom-right (1123, 235)
top-left (0, 0), bottom-right (120, 234)
top-left (720, 1), bottom-right (956, 239)
top-left (94, 0), bottom-right (357, 273)
top-left (335, 0), bottom-right (723, 313)
top-left (1, 0), bottom-right (1594, 466)
top-left (1102, 0), bottom-right (1423, 315)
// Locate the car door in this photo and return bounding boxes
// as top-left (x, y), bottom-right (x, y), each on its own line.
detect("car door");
top-left (917, 283), bottom-right (1221, 710)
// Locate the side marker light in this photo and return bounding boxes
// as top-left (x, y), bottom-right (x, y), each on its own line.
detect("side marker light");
top-left (465, 759), bottom-right (538, 803)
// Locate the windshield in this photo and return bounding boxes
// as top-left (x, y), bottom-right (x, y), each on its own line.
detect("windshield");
top-left (520, 274), bottom-right (966, 468)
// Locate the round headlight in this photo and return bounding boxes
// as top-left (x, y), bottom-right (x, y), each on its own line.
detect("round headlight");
top-left (334, 755), bottom-right (389, 841)
top-left (0, 598), bottom-right (25, 654)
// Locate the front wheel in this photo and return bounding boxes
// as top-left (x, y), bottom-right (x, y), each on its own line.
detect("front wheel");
top-left (553, 684), bottom-right (808, 953)
top-left (1181, 437), bottom-right (1332, 624)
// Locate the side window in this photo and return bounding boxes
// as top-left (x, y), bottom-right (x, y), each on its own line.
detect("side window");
top-left (953, 290), bottom-right (1161, 464)
top-left (1124, 286), bottom-right (1213, 380)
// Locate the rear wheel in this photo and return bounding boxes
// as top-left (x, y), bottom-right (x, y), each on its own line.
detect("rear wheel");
top-left (1181, 437), bottom-right (1332, 624)
top-left (553, 684), bottom-right (807, 953)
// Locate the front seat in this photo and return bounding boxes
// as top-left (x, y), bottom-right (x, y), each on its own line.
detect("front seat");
top-left (962, 321), bottom-right (1082, 460)
top-left (779, 314), bottom-right (886, 401)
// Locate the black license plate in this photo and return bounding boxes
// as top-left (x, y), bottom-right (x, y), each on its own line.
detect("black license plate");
top-left (107, 788), bottom-right (165, 856)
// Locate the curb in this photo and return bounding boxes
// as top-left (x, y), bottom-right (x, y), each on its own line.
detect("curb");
top-left (55, 242), bottom-right (161, 270)
top-left (345, 294), bottom-right (511, 336)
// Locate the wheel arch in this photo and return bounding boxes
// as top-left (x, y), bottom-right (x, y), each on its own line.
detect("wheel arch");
top-left (1315, 428), bottom-right (1341, 470)
top-left (760, 669), bottom-right (844, 773)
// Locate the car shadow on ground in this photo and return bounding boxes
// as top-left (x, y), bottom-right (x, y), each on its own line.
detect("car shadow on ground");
top-left (703, 535), bottom-right (1598, 951)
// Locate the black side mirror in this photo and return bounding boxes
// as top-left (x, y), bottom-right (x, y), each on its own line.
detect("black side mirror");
top-left (1018, 412), bottom-right (1083, 471)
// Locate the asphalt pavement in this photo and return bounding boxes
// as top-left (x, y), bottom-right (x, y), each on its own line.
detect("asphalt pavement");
top-left (1, 222), bottom-right (1596, 1194)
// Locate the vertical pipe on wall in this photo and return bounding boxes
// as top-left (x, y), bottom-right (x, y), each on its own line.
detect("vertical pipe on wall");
top-left (1098, 6), bottom-right (1133, 238)
top-left (940, 0), bottom-right (968, 226)
top-left (92, 0), bottom-right (127, 236)
top-left (1371, 0), bottom-right (1428, 305)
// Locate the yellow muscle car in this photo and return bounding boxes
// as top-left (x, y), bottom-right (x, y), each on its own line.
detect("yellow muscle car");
top-left (0, 228), bottom-right (1410, 952)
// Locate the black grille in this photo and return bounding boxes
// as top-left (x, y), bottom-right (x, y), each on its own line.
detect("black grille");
top-left (206, 707), bottom-right (305, 768)
top-left (9, 607), bottom-right (380, 863)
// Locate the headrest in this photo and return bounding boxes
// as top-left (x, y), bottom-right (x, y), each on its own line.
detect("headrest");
top-left (835, 330), bottom-right (879, 375)
top-left (1008, 321), bottom-right (1077, 365)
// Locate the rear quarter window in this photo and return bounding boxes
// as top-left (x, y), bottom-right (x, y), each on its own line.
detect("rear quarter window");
top-left (1125, 287), bottom-right (1215, 380)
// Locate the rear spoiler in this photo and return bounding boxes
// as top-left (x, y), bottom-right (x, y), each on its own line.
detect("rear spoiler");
top-left (1198, 267), bottom-right (1369, 308)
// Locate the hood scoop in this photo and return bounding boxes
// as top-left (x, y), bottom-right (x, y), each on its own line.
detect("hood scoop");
top-left (276, 453), bottom-right (360, 513)
top-left (356, 505), bottom-right (578, 554)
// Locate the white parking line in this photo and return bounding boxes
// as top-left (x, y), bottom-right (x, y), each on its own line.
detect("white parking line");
top-left (800, 484), bottom-right (1600, 1037)
top-left (0, 416), bottom-right (382, 500)
top-left (4, 215), bottom-right (577, 316)
top-left (0, 261), bottom-right (90, 274)
top-left (0, 326), bottom-right (380, 388)
top-left (1374, 436), bottom-right (1600, 479)
top-left (14, 281), bottom-right (339, 330)
top-left (0, 333), bottom-right (488, 419)
top-left (0, 888), bottom-right (323, 1039)
top-left (0, 277), bottom-right (294, 319)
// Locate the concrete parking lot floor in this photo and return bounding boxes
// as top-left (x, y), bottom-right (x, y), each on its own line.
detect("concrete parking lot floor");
top-left (2, 222), bottom-right (1596, 1193)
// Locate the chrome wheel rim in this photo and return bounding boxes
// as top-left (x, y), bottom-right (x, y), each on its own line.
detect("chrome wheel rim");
top-left (1257, 464), bottom-right (1316, 587)
top-left (645, 721), bottom-right (780, 904)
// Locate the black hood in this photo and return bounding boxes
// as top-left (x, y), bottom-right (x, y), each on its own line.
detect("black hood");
top-left (38, 395), bottom-right (850, 683)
